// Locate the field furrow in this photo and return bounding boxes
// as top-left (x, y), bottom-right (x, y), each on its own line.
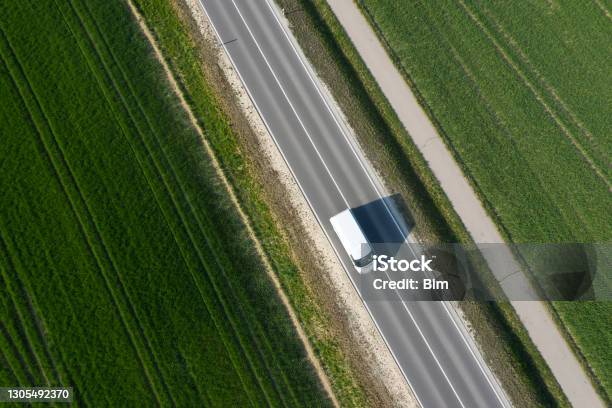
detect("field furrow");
top-left (456, 0), bottom-right (610, 188)
top-left (0, 237), bottom-right (63, 387)
top-left (0, 1), bottom-right (330, 405)
top-left (0, 315), bottom-right (37, 386)
top-left (594, 0), bottom-right (612, 21)
top-left (412, 1), bottom-right (591, 238)
top-left (0, 27), bottom-right (168, 405)
top-left (61, 2), bottom-right (267, 404)
top-left (476, 3), bottom-right (596, 145)
top-left (0, 346), bottom-right (20, 386)
top-left (70, 1), bottom-right (305, 403)
top-left (54, 11), bottom-right (264, 403)
top-left (0, 258), bottom-right (92, 404)
top-left (0, 233), bottom-right (93, 407)
top-left (469, 0), bottom-right (611, 179)
top-left (57, 2), bottom-right (276, 403)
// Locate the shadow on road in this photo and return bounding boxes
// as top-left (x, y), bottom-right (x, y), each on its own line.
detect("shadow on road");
top-left (351, 194), bottom-right (413, 245)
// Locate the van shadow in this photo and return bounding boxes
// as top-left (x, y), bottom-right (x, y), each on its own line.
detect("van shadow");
top-left (350, 194), bottom-right (413, 246)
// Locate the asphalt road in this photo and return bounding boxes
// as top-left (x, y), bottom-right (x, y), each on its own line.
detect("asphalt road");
top-left (199, 1), bottom-right (509, 406)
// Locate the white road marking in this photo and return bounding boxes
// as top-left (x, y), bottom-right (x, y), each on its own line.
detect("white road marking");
top-left (231, 2), bottom-right (467, 405)
top-left (261, 1), bottom-right (508, 406)
top-left (224, 1), bottom-right (468, 405)
top-left (197, 5), bottom-right (425, 405)
top-left (232, 1), bottom-right (471, 405)
top-left (229, 1), bottom-right (352, 208)
top-left (201, 1), bottom-right (504, 406)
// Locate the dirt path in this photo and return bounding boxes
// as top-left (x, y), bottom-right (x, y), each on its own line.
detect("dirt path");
top-left (325, 1), bottom-right (604, 407)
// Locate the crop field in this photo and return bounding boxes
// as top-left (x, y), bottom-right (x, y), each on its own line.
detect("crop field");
top-left (359, 0), bottom-right (611, 398)
top-left (0, 1), bottom-right (329, 406)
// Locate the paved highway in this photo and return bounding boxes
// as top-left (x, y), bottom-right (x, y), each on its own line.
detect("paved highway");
top-left (199, 1), bottom-right (509, 406)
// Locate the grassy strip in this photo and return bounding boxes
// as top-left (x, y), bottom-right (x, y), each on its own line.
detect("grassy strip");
top-left (272, 0), bottom-right (572, 406)
top-left (0, 0), bottom-right (330, 405)
top-left (357, 0), bottom-right (611, 401)
top-left (130, 0), bottom-right (373, 405)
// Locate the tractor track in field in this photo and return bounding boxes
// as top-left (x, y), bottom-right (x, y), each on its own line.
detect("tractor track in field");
top-left (410, 0), bottom-right (591, 239)
top-left (126, 0), bottom-right (339, 404)
top-left (60, 0), bottom-right (305, 404)
top-left (457, 0), bottom-right (611, 189)
top-left (70, 0), bottom-right (294, 403)
top-left (59, 0), bottom-right (265, 402)
top-left (0, 237), bottom-right (63, 387)
top-left (0, 303), bottom-right (38, 385)
top-left (0, 22), bottom-right (168, 405)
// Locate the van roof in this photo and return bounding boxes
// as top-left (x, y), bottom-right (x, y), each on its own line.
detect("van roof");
top-left (329, 209), bottom-right (371, 261)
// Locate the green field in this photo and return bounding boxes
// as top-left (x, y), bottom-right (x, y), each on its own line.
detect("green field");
top-left (0, 1), bottom-right (330, 405)
top-left (358, 0), bottom-right (611, 398)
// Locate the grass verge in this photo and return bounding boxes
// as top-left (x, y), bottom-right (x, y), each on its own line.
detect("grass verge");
top-left (272, 0), bottom-right (573, 406)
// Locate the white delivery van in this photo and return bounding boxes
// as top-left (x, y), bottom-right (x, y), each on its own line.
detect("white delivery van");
top-left (330, 209), bottom-right (373, 271)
